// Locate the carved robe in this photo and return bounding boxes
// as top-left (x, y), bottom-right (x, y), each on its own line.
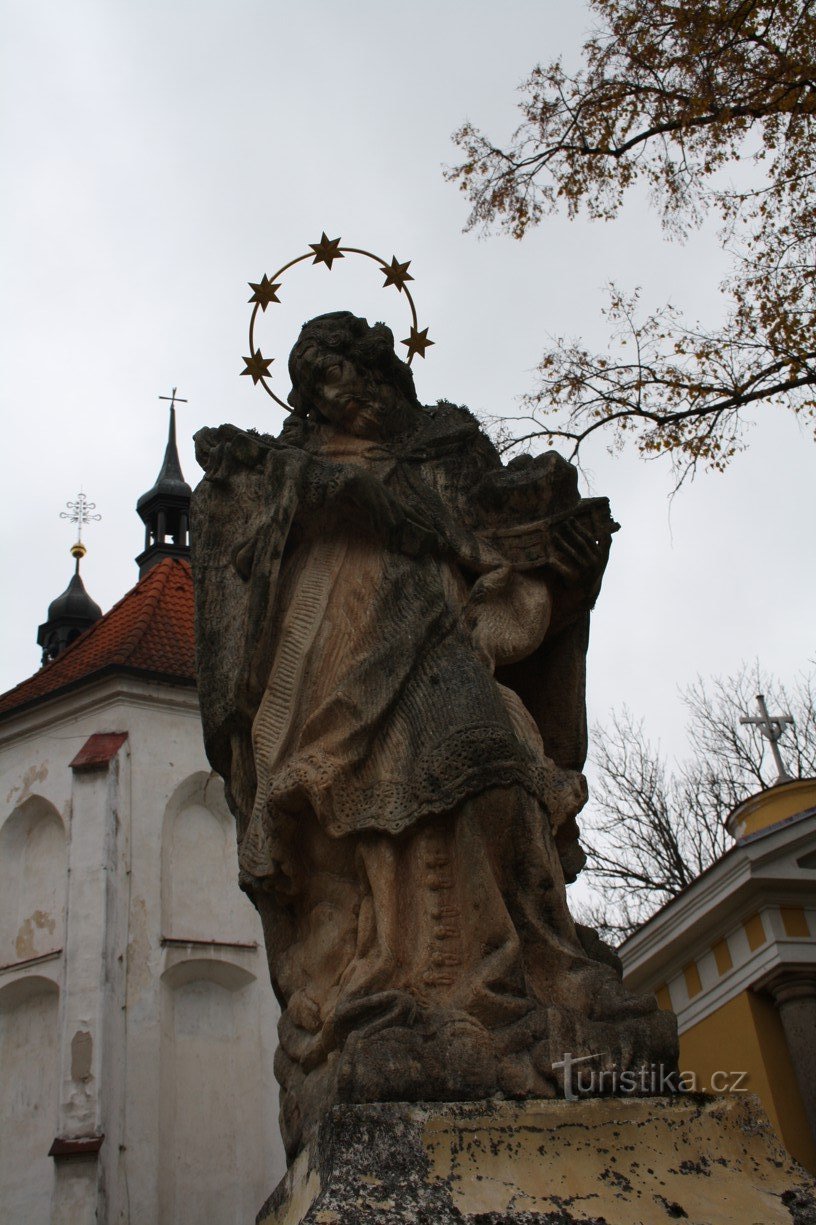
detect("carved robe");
top-left (192, 401), bottom-right (676, 1158)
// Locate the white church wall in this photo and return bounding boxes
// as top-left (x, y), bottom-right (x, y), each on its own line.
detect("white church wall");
top-left (0, 796), bottom-right (66, 965)
top-left (158, 960), bottom-right (273, 1224)
top-left (0, 676), bottom-right (286, 1224)
top-left (55, 740), bottom-right (130, 1225)
top-left (0, 793), bottom-right (66, 1225)
top-left (0, 975), bottom-right (60, 1224)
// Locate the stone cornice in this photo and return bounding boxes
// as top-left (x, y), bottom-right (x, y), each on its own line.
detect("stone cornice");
top-left (0, 675), bottom-right (200, 750)
top-left (620, 813), bottom-right (816, 992)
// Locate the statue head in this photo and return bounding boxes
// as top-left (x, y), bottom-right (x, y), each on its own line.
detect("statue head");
top-left (286, 311), bottom-right (420, 437)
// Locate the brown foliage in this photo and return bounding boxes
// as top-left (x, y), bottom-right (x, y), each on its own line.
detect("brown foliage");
top-left (447, 0), bottom-right (816, 482)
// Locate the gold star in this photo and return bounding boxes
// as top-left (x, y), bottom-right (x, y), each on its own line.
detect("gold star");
top-left (402, 326), bottom-right (434, 360)
top-left (240, 350), bottom-right (274, 384)
top-left (308, 232), bottom-right (344, 269)
top-left (248, 275), bottom-right (282, 310)
top-left (381, 256), bottom-right (413, 292)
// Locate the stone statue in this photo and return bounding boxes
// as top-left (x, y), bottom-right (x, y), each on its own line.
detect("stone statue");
top-left (191, 311), bottom-right (677, 1161)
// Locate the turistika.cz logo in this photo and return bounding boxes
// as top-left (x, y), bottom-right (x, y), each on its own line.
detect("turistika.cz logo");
top-left (551, 1052), bottom-right (749, 1101)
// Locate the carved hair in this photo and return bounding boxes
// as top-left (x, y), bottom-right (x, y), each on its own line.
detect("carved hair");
top-left (286, 312), bottom-right (420, 435)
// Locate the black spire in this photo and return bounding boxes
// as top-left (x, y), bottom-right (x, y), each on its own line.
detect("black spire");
top-left (37, 544), bottom-right (102, 664)
top-left (136, 404), bottom-right (192, 577)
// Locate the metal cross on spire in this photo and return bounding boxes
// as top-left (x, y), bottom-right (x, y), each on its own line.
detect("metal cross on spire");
top-left (740, 693), bottom-right (795, 785)
top-left (159, 387), bottom-right (188, 411)
top-left (60, 491), bottom-right (101, 552)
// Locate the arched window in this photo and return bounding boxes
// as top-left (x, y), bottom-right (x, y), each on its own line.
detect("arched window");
top-left (0, 976), bottom-right (59, 1222)
top-left (161, 774), bottom-right (257, 945)
top-left (0, 797), bottom-right (66, 965)
top-left (158, 960), bottom-right (276, 1224)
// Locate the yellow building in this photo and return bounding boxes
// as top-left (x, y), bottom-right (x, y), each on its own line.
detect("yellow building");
top-left (619, 777), bottom-right (816, 1174)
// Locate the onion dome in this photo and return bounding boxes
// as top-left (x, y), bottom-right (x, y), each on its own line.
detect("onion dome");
top-left (37, 541), bottom-right (102, 664)
top-left (136, 402), bottom-right (192, 577)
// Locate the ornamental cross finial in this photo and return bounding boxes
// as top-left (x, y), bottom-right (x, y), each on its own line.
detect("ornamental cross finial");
top-left (740, 693), bottom-right (795, 786)
top-left (159, 387), bottom-right (188, 411)
top-left (60, 491), bottom-right (101, 567)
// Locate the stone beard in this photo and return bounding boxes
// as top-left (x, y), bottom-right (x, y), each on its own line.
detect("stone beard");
top-left (191, 311), bottom-right (677, 1160)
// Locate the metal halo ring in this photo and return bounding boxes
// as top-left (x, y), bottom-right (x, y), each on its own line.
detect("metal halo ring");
top-left (242, 234), bottom-right (434, 410)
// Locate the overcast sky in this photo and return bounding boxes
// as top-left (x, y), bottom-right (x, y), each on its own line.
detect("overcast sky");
top-left (2, 1), bottom-right (812, 787)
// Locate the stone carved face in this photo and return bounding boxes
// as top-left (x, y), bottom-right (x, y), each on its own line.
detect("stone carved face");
top-left (287, 311), bottom-right (419, 436)
top-left (293, 334), bottom-right (368, 429)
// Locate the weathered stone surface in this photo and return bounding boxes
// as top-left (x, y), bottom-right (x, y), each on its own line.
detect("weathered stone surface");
top-left (258, 1095), bottom-right (816, 1224)
top-left (191, 312), bottom-right (677, 1162)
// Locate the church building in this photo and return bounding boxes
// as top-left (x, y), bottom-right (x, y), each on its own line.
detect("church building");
top-left (620, 772), bottom-right (816, 1175)
top-left (0, 410), bottom-right (286, 1224)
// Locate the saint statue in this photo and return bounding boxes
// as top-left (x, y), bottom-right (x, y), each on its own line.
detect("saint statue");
top-left (191, 311), bottom-right (677, 1160)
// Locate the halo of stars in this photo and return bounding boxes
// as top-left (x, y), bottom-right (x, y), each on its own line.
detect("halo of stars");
top-left (243, 233), bottom-right (434, 409)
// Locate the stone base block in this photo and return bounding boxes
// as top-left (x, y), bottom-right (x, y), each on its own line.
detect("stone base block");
top-left (257, 1095), bottom-right (816, 1224)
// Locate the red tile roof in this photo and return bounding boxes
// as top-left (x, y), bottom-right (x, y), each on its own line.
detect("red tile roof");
top-left (70, 732), bottom-right (129, 771)
top-left (0, 558), bottom-right (196, 720)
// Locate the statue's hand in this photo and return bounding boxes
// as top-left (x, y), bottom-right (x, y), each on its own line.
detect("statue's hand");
top-left (304, 462), bottom-right (444, 559)
top-left (341, 470), bottom-right (404, 535)
top-left (338, 470), bottom-right (441, 556)
top-left (397, 516), bottom-right (442, 558)
top-left (548, 519), bottom-right (611, 603)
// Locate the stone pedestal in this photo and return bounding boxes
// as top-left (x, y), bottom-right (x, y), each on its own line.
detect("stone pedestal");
top-left (258, 1095), bottom-right (816, 1224)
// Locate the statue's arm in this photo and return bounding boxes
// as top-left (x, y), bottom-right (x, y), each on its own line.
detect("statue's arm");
top-left (194, 424), bottom-right (443, 563)
top-left (191, 424), bottom-right (307, 822)
top-left (194, 423), bottom-right (288, 481)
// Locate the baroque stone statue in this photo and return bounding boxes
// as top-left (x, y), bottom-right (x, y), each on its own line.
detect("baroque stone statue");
top-left (191, 311), bottom-right (677, 1160)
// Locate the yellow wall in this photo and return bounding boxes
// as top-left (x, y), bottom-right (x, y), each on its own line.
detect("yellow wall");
top-left (680, 989), bottom-right (816, 1174)
top-left (743, 912), bottom-right (766, 951)
top-left (728, 777), bottom-right (816, 838)
top-left (712, 938), bottom-right (732, 974)
top-left (781, 906), bottom-right (810, 937)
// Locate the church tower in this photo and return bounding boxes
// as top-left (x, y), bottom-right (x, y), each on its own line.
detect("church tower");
top-left (37, 494), bottom-right (103, 664)
top-left (136, 398), bottom-right (192, 576)
top-left (37, 544), bottom-right (102, 664)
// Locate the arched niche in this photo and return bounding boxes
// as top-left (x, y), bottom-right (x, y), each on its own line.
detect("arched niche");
top-left (160, 772), bottom-right (258, 945)
top-left (161, 957), bottom-right (255, 991)
top-left (158, 958), bottom-right (271, 1224)
top-left (0, 976), bottom-right (59, 1222)
top-left (0, 796), bottom-right (66, 965)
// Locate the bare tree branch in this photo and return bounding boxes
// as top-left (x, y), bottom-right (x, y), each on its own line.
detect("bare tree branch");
top-left (577, 664), bottom-right (816, 939)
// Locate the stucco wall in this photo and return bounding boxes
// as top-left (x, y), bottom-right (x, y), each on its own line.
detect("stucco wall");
top-left (0, 677), bottom-right (285, 1223)
top-left (679, 988), bottom-right (816, 1172)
